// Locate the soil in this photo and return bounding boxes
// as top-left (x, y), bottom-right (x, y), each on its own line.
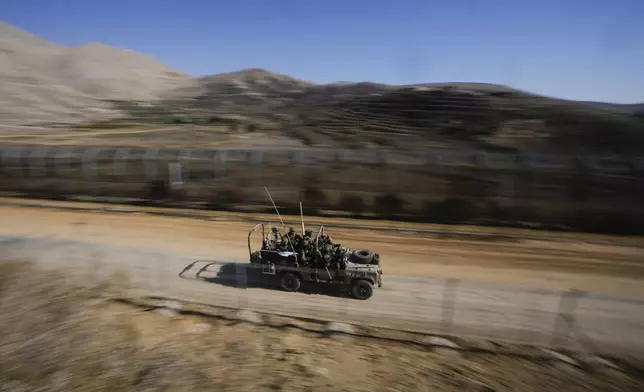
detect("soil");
top-left (1, 260), bottom-right (642, 392)
top-left (1, 203), bottom-right (643, 297)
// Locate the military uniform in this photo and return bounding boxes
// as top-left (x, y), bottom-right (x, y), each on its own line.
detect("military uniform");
top-left (268, 227), bottom-right (280, 250)
top-left (298, 230), bottom-right (313, 264)
top-left (284, 227), bottom-right (299, 252)
top-left (276, 236), bottom-right (289, 252)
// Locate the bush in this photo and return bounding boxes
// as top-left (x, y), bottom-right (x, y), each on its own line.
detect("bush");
top-left (300, 187), bottom-right (329, 212)
top-left (147, 180), bottom-right (168, 200)
top-left (375, 194), bottom-right (405, 216)
top-left (425, 198), bottom-right (477, 224)
top-left (337, 195), bottom-right (366, 214)
top-left (207, 188), bottom-right (245, 208)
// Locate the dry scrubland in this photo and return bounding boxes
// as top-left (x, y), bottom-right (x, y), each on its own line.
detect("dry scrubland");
top-left (2, 22), bottom-right (643, 155)
top-left (1, 260), bottom-right (644, 392)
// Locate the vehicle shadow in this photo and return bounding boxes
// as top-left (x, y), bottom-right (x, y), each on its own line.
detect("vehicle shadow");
top-left (178, 260), bottom-right (350, 299)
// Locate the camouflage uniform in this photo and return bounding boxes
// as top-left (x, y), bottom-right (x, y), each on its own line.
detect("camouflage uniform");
top-left (320, 243), bottom-right (335, 268)
top-left (334, 246), bottom-right (347, 269)
top-left (292, 233), bottom-right (302, 249)
top-left (269, 226), bottom-right (280, 249)
top-left (320, 243), bottom-right (334, 257)
top-left (276, 236), bottom-right (290, 252)
top-left (285, 227), bottom-right (298, 252)
top-left (298, 230), bottom-right (313, 264)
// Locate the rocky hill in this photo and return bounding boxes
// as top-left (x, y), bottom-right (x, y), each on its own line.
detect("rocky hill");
top-left (1, 21), bottom-right (643, 154)
top-left (136, 73), bottom-right (644, 154)
top-left (0, 21), bottom-right (191, 124)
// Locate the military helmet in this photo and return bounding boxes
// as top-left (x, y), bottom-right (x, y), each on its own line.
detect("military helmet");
top-left (305, 229), bottom-right (312, 236)
top-left (288, 227), bottom-right (295, 234)
top-left (271, 226), bottom-right (279, 233)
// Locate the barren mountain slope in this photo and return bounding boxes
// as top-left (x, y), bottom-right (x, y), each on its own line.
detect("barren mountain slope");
top-left (0, 21), bottom-right (191, 124)
top-left (54, 42), bottom-right (192, 101)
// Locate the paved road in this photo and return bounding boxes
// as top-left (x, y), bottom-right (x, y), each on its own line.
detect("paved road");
top-left (2, 235), bottom-right (643, 357)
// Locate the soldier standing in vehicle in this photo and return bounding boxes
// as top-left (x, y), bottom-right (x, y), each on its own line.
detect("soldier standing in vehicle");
top-left (298, 230), bottom-right (313, 264)
top-left (277, 235), bottom-right (289, 252)
top-left (286, 227), bottom-right (299, 251)
top-left (268, 226), bottom-right (280, 250)
top-left (271, 226), bottom-right (280, 241)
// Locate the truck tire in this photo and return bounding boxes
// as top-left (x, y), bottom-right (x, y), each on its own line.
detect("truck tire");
top-left (350, 249), bottom-right (374, 264)
top-left (351, 279), bottom-right (374, 300)
top-left (279, 272), bottom-right (302, 292)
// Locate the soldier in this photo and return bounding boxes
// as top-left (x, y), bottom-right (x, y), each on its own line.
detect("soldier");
top-left (334, 246), bottom-right (347, 269)
top-left (267, 226), bottom-right (280, 250)
top-left (271, 226), bottom-right (280, 242)
top-left (302, 229), bottom-right (313, 255)
top-left (285, 227), bottom-right (299, 251)
top-left (319, 241), bottom-right (335, 269)
top-left (298, 233), bottom-right (312, 264)
top-left (320, 241), bottom-right (334, 258)
top-left (276, 235), bottom-right (290, 252)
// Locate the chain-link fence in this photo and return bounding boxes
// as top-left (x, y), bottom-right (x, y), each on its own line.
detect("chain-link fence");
top-left (1, 145), bottom-right (643, 234)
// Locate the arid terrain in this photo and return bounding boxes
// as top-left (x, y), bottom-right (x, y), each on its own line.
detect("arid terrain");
top-left (3, 13), bottom-right (644, 392)
top-left (2, 200), bottom-right (643, 294)
top-left (2, 261), bottom-right (643, 392)
top-left (1, 21), bottom-right (643, 155)
top-left (2, 200), bottom-right (644, 360)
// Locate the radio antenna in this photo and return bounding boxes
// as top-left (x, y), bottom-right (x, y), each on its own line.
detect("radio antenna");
top-left (264, 186), bottom-right (295, 253)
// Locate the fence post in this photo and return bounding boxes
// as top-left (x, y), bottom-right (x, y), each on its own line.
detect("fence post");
top-left (440, 278), bottom-right (459, 335)
top-left (55, 148), bottom-right (73, 176)
top-left (213, 150), bottom-right (227, 178)
top-left (168, 162), bottom-right (183, 191)
top-left (114, 148), bottom-right (131, 177)
top-left (2, 147), bottom-right (24, 177)
top-left (289, 150), bottom-right (304, 165)
top-left (29, 148), bottom-right (49, 178)
top-left (82, 148), bottom-right (103, 181)
top-left (551, 289), bottom-right (585, 349)
top-left (335, 149), bottom-right (347, 163)
top-left (143, 149), bottom-right (159, 181)
top-left (178, 149), bottom-right (192, 180)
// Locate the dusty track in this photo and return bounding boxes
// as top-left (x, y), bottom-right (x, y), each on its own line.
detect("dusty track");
top-left (1, 203), bottom-right (644, 356)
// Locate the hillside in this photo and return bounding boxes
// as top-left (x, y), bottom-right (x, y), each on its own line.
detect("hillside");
top-left (295, 86), bottom-right (644, 154)
top-left (128, 73), bottom-right (644, 154)
top-left (1, 21), bottom-right (643, 154)
top-left (0, 21), bottom-right (192, 124)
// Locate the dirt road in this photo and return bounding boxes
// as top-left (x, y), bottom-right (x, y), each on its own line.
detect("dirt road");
top-left (1, 204), bottom-right (644, 356)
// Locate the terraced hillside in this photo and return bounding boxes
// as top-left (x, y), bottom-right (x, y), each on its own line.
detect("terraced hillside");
top-left (120, 75), bottom-right (644, 155)
top-left (2, 21), bottom-right (643, 155)
top-left (294, 86), bottom-right (644, 154)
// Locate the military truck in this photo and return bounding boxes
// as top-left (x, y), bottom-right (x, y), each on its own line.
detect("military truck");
top-left (247, 223), bottom-right (383, 300)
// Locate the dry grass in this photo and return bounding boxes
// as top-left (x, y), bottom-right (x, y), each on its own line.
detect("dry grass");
top-left (1, 260), bottom-right (643, 392)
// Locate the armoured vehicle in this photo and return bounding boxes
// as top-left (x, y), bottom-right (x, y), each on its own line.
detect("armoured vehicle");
top-left (247, 223), bottom-right (383, 300)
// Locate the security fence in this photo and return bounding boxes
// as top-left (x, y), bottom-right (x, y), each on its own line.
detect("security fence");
top-left (1, 145), bottom-right (643, 234)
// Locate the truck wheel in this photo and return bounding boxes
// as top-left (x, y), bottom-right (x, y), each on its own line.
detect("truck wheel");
top-left (280, 272), bottom-right (302, 292)
top-left (350, 249), bottom-right (374, 264)
top-left (351, 279), bottom-right (373, 300)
